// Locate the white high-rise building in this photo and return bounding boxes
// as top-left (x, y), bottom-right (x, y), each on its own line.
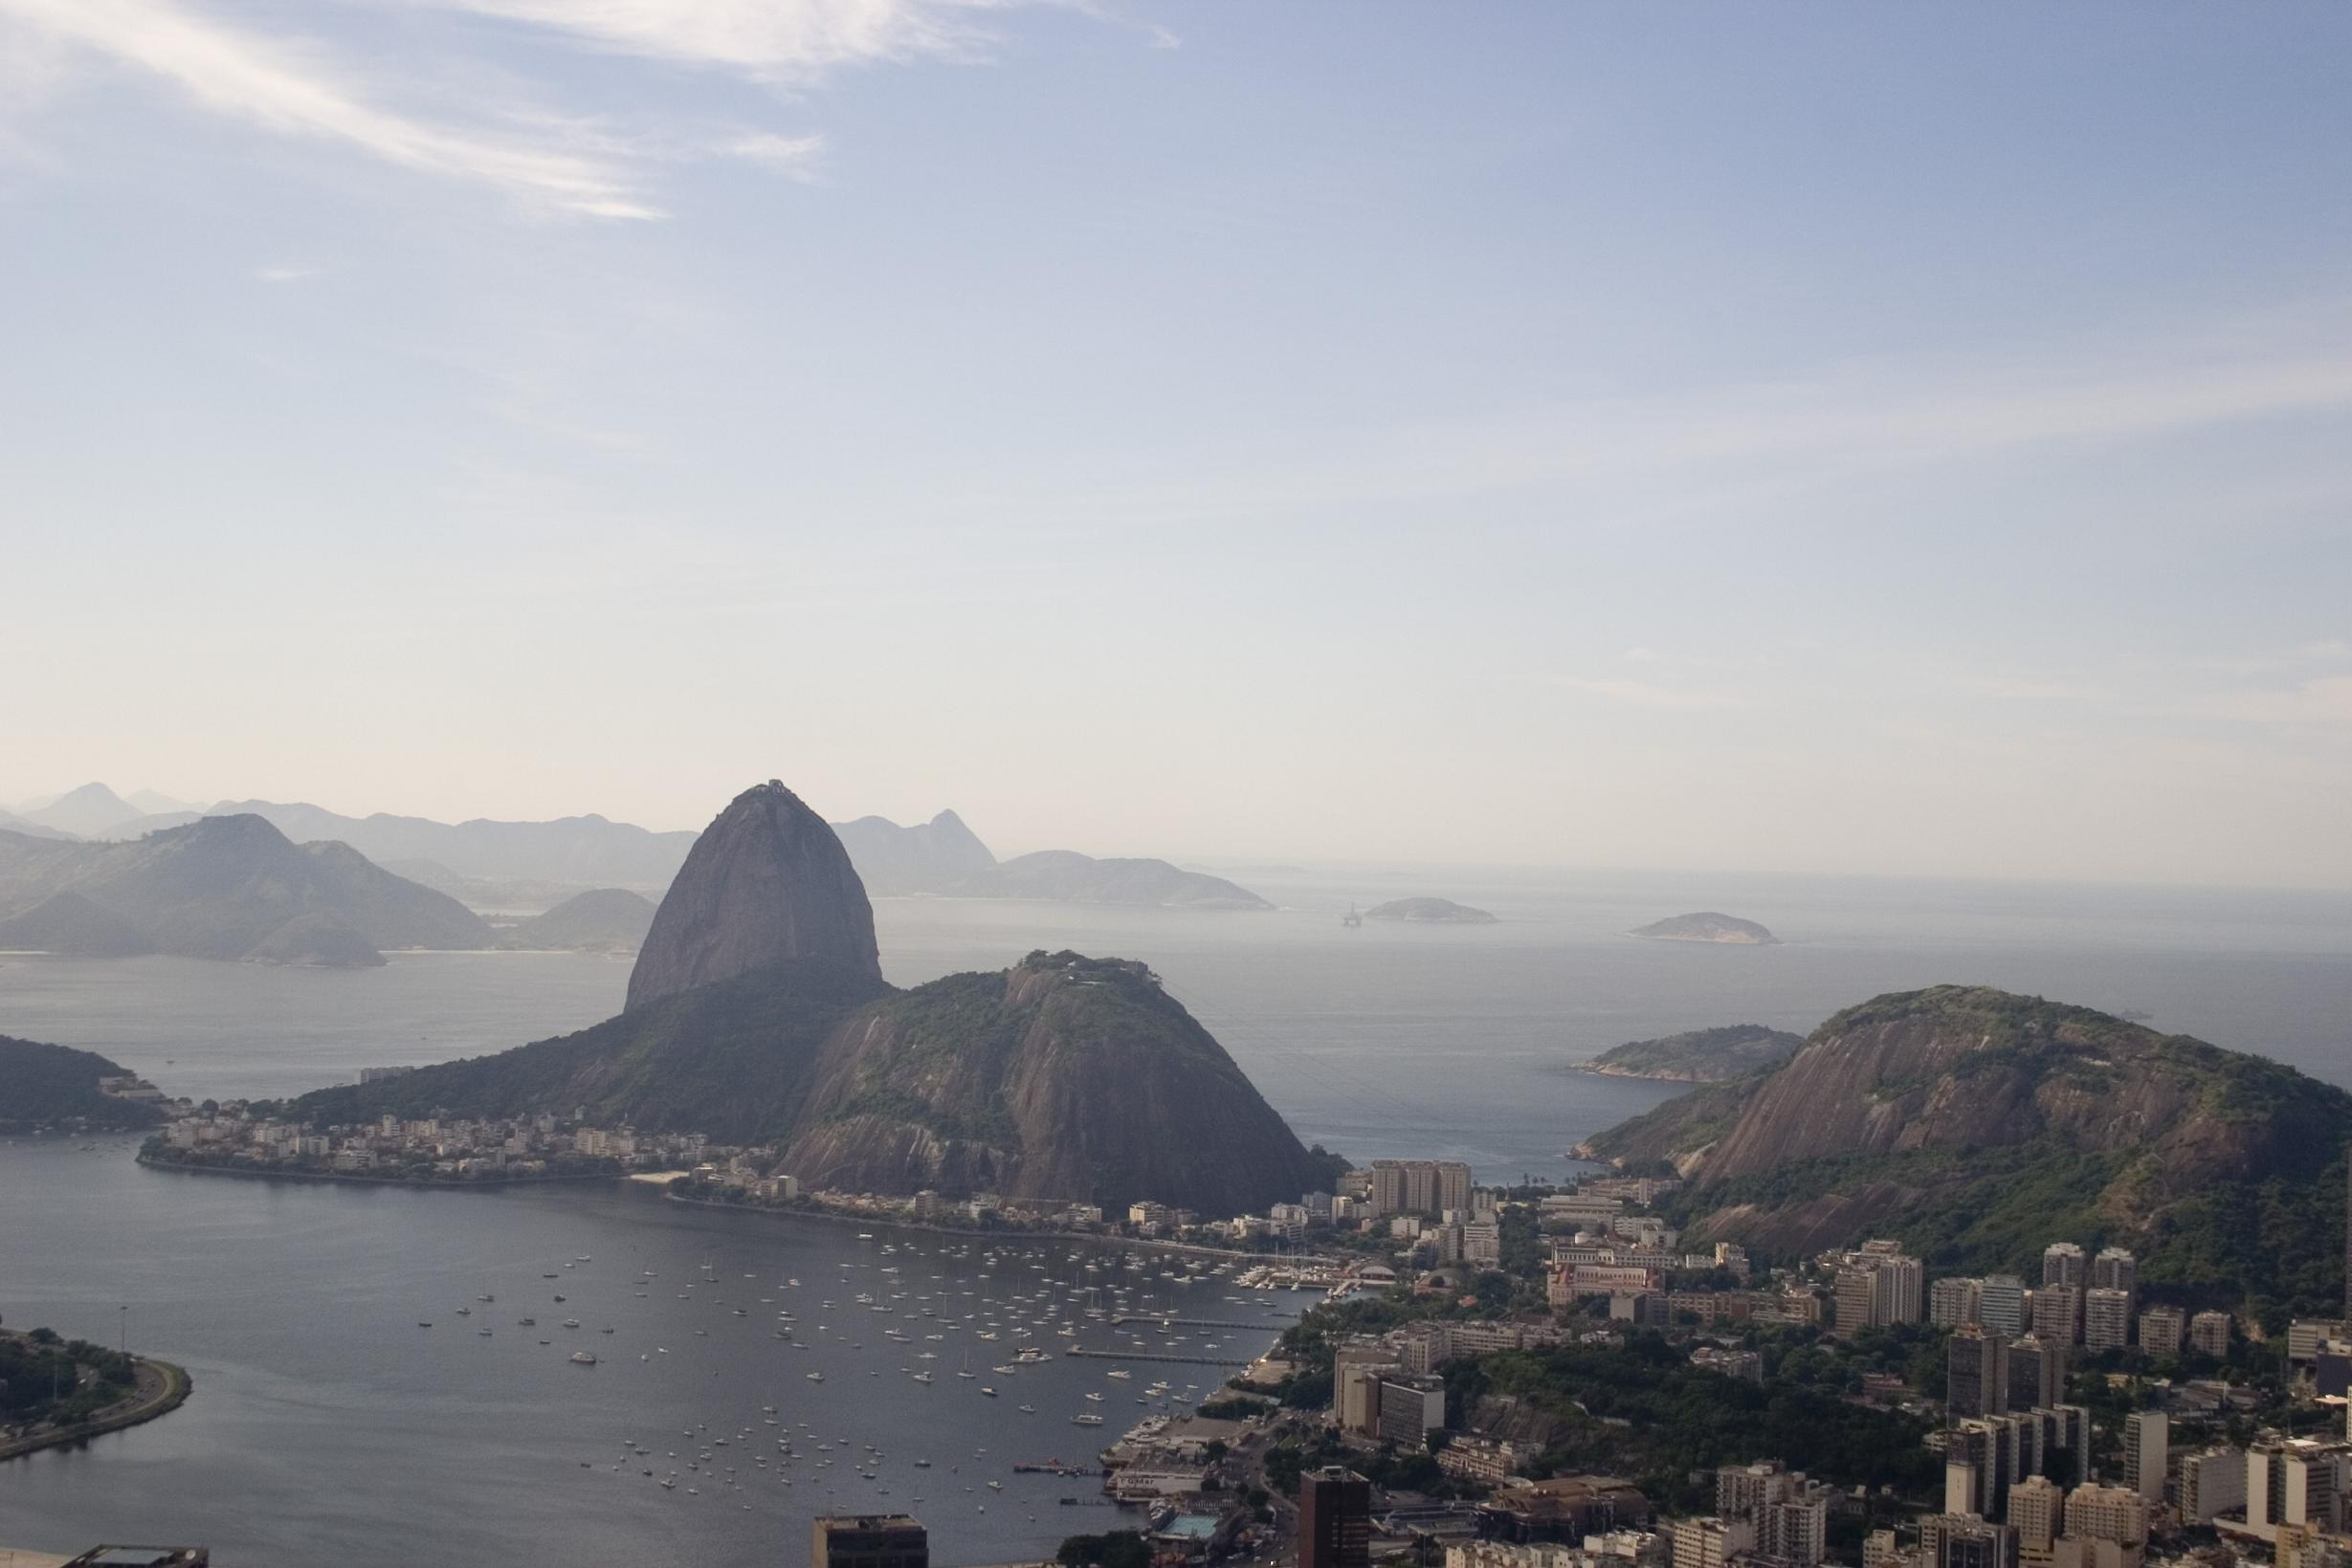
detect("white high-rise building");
top-left (1933, 1277), bottom-right (1985, 1329)
top-left (2139, 1307), bottom-right (2184, 1358)
top-left (2063, 1483), bottom-right (2150, 1547)
top-left (2249, 1437), bottom-right (2349, 1536)
top-left (2033, 1284), bottom-right (2083, 1345)
top-left (2122, 1412), bottom-right (2167, 1505)
top-left (2009, 1475), bottom-right (2063, 1555)
top-left (2174, 1446), bottom-right (2247, 1523)
top-left (1982, 1275), bottom-right (2028, 1338)
top-left (2083, 1288), bottom-right (2132, 1353)
top-left (1671, 1517), bottom-right (1754, 1568)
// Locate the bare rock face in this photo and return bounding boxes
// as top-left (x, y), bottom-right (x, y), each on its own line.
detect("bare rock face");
top-left (625, 781), bottom-right (882, 1010)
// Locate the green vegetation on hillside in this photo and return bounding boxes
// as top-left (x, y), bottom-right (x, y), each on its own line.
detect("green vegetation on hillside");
top-left (1578, 1078), bottom-right (1746, 1171)
top-left (821, 968), bottom-right (1025, 1147)
top-left (1445, 1336), bottom-right (1940, 1509)
top-left (1583, 1024), bottom-right (1803, 1082)
top-left (1582, 987), bottom-right (2352, 1319)
top-left (0, 1036), bottom-right (167, 1133)
top-left (291, 946), bottom-right (1324, 1212)
top-left (290, 958), bottom-right (880, 1140)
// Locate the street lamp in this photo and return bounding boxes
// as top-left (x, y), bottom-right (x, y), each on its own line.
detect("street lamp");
top-left (119, 1305), bottom-right (128, 1358)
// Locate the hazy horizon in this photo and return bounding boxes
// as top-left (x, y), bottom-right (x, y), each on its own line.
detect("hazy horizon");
top-left (13, 776), bottom-right (2352, 901)
top-left (5, 4), bottom-right (2349, 888)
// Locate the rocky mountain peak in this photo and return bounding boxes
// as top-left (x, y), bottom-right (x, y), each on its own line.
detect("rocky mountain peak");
top-left (625, 781), bottom-right (884, 1011)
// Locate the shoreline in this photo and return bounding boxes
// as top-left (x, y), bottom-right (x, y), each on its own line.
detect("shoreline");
top-left (135, 1151), bottom-right (625, 1191)
top-left (1563, 1062), bottom-right (1716, 1084)
top-left (0, 1352), bottom-right (190, 1465)
top-left (659, 1188), bottom-right (1344, 1270)
top-left (135, 1158), bottom-right (1351, 1272)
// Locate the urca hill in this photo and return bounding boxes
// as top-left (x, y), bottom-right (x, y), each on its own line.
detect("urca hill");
top-left (1579, 984), bottom-right (2352, 1311)
top-left (295, 781), bottom-right (1325, 1215)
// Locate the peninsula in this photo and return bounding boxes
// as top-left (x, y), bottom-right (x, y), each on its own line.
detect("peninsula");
top-left (0, 1036), bottom-right (170, 1135)
top-left (1575, 1024), bottom-right (1803, 1083)
top-left (0, 1327), bottom-right (190, 1463)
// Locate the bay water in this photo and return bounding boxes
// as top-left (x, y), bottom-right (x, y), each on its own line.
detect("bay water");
top-left (2, 865), bottom-right (2347, 1561)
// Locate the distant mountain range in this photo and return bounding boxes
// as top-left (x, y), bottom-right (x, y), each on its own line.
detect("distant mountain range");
top-left (296, 782), bottom-right (1323, 1211)
top-left (829, 813), bottom-right (1271, 909)
top-left (497, 889), bottom-right (656, 954)
top-left (0, 817), bottom-right (671, 966)
top-left (940, 850), bottom-right (1272, 909)
top-left (0, 809), bottom-right (78, 842)
top-left (831, 810), bottom-right (997, 895)
top-left (18, 784), bottom-right (1269, 912)
top-left (0, 816), bottom-right (494, 966)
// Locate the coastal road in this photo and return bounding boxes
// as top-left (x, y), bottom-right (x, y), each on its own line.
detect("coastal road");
top-left (0, 1353), bottom-right (190, 1465)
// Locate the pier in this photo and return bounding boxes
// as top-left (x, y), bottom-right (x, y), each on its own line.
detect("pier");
top-left (1068, 1346), bottom-right (1253, 1366)
top-left (1110, 1314), bottom-right (1297, 1330)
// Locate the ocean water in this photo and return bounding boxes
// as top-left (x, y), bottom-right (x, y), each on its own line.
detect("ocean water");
top-left (2, 866), bottom-right (2348, 1562)
top-left (0, 1137), bottom-right (1299, 1565)
top-left (4, 867), bottom-right (2350, 1179)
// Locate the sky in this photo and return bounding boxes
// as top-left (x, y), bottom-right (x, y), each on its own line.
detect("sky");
top-left (2, 3), bottom-right (2349, 888)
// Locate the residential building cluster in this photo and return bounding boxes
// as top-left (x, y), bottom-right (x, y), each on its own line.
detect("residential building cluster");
top-left (1326, 1316), bottom-right (1567, 1448)
top-left (1932, 1246), bottom-right (2227, 1360)
top-left (148, 1100), bottom-right (708, 1179)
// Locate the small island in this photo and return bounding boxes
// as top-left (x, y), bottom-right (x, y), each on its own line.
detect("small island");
top-left (1365, 896), bottom-right (1498, 925)
top-left (1575, 1023), bottom-right (1804, 1082)
top-left (1626, 911), bottom-right (1779, 945)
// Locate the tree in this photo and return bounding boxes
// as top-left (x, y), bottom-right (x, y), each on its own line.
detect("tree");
top-left (1057, 1533), bottom-right (1150, 1568)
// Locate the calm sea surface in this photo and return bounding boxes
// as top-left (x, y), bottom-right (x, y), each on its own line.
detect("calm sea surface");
top-left (2, 866), bottom-right (2349, 1560)
top-left (0, 1140), bottom-right (1298, 1564)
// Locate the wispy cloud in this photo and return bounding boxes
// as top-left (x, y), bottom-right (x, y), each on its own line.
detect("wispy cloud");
top-left (0, 0), bottom-right (1077, 216)
top-left (722, 130), bottom-right (825, 178)
top-left (1, 0), bottom-right (659, 216)
top-left (406, 0), bottom-right (999, 79)
top-left (2191, 674), bottom-right (2352, 730)
top-left (1017, 306), bottom-right (2352, 533)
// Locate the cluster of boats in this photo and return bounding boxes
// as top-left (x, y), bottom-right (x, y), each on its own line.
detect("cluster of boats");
top-left (411, 1231), bottom-right (1309, 1525)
